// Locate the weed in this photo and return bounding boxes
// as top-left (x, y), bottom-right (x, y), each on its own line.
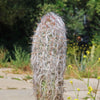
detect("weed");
top-left (12, 77), bottom-right (21, 81)
top-left (7, 87), bottom-right (18, 90)
top-left (67, 43), bottom-right (100, 71)
top-left (10, 46), bottom-right (30, 70)
top-left (0, 46), bottom-right (9, 67)
top-left (66, 64), bottom-right (100, 100)
top-left (0, 76), bottom-right (4, 78)
top-left (23, 75), bottom-right (32, 81)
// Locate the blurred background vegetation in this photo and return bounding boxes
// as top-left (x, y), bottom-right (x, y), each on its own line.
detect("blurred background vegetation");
top-left (0, 0), bottom-right (100, 77)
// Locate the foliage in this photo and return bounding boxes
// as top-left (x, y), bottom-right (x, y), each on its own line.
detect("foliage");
top-left (10, 46), bottom-right (30, 70)
top-left (0, 76), bottom-right (4, 78)
top-left (0, 46), bottom-right (9, 67)
top-left (65, 42), bottom-right (100, 79)
top-left (0, 0), bottom-right (100, 76)
top-left (67, 42), bottom-right (100, 71)
top-left (0, 0), bottom-right (40, 50)
top-left (0, 1), bottom-right (100, 100)
top-left (0, 0), bottom-right (100, 50)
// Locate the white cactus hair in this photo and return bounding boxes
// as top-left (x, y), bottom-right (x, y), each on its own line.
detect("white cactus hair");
top-left (31, 12), bottom-right (67, 100)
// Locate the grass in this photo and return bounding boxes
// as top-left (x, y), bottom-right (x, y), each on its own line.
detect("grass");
top-left (64, 65), bottom-right (100, 79)
top-left (66, 43), bottom-right (100, 78)
top-left (0, 75), bottom-right (4, 78)
top-left (25, 75), bottom-right (32, 79)
top-left (11, 77), bottom-right (21, 81)
top-left (11, 68), bottom-right (32, 74)
top-left (65, 43), bottom-right (100, 100)
top-left (0, 43), bottom-right (100, 100)
top-left (23, 75), bottom-right (32, 81)
top-left (7, 87), bottom-right (18, 90)
top-left (10, 46), bottom-right (30, 70)
top-left (0, 46), bottom-right (9, 68)
top-left (0, 44), bottom-right (100, 77)
top-left (0, 45), bottom-right (32, 74)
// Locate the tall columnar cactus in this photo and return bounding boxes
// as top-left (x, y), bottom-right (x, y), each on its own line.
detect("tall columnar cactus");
top-left (31, 12), bottom-right (67, 100)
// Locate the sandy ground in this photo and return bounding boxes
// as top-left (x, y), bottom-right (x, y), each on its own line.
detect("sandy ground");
top-left (0, 68), bottom-right (100, 100)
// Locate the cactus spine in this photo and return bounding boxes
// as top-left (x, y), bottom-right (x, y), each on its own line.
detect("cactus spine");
top-left (31, 12), bottom-right (67, 100)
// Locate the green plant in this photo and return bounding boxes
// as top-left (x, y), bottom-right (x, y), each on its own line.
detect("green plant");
top-left (7, 87), bottom-right (18, 90)
top-left (12, 77), bottom-right (21, 81)
top-left (84, 76), bottom-right (100, 100)
top-left (31, 12), bottom-right (67, 100)
top-left (67, 65), bottom-right (100, 100)
top-left (25, 75), bottom-right (32, 79)
top-left (0, 76), bottom-right (4, 78)
top-left (23, 75), bottom-right (32, 81)
top-left (10, 46), bottom-right (30, 70)
top-left (0, 46), bottom-right (9, 67)
top-left (69, 80), bottom-right (80, 100)
top-left (67, 42), bottom-right (100, 72)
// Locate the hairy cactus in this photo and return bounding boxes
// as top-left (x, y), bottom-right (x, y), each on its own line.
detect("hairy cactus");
top-left (31, 12), bottom-right (67, 100)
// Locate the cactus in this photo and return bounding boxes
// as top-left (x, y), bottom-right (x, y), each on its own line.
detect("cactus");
top-left (31, 12), bottom-right (67, 100)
